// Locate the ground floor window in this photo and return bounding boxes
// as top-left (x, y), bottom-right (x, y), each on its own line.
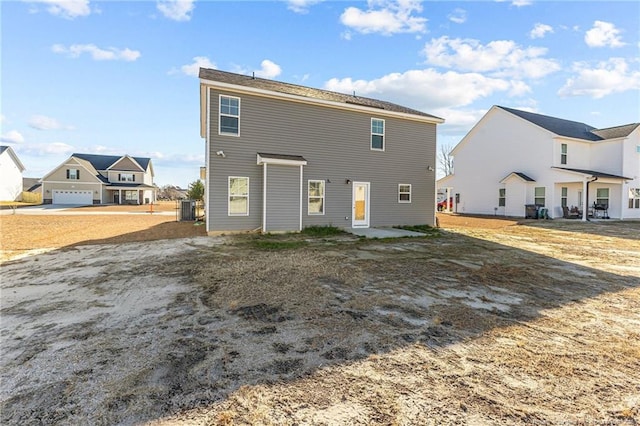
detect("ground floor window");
top-left (561, 187), bottom-right (568, 207)
top-left (228, 176), bottom-right (249, 216)
top-left (398, 184), bottom-right (411, 203)
top-left (534, 187), bottom-right (545, 206)
top-left (125, 191), bottom-right (137, 201)
top-left (308, 180), bottom-right (325, 215)
top-left (629, 188), bottom-right (640, 208)
top-left (596, 188), bottom-right (609, 207)
top-left (498, 188), bottom-right (506, 206)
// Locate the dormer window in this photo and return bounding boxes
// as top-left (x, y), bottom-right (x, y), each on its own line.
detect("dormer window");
top-left (119, 173), bottom-right (135, 182)
top-left (67, 169), bottom-right (79, 180)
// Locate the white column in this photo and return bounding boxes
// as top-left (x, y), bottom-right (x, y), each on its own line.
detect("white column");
top-left (119, 189), bottom-right (122, 205)
top-left (581, 180), bottom-right (588, 221)
top-left (445, 187), bottom-right (451, 212)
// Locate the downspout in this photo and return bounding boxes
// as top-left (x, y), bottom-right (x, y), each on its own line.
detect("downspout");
top-left (585, 176), bottom-right (597, 221)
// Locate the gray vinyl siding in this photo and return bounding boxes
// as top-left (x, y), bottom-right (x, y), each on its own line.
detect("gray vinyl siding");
top-left (265, 165), bottom-right (300, 232)
top-left (206, 88), bottom-right (437, 231)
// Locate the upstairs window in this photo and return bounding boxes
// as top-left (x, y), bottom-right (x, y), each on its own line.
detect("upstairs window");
top-left (67, 169), bottom-right (79, 180)
top-left (534, 187), bottom-right (545, 206)
top-left (561, 143), bottom-right (567, 165)
top-left (228, 176), bottom-right (249, 216)
top-left (629, 188), bottom-right (640, 209)
top-left (220, 95), bottom-right (240, 136)
top-left (398, 184), bottom-right (411, 203)
top-left (119, 173), bottom-right (135, 182)
top-left (308, 180), bottom-right (325, 215)
top-left (498, 188), bottom-right (506, 207)
top-left (371, 118), bottom-right (385, 151)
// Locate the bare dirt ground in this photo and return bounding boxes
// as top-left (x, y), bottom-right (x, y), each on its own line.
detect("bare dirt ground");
top-left (1, 213), bottom-right (639, 425)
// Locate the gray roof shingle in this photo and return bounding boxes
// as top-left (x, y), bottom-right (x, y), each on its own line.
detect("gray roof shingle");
top-left (590, 123), bottom-right (640, 139)
top-left (199, 68), bottom-right (443, 121)
top-left (72, 153), bottom-right (151, 171)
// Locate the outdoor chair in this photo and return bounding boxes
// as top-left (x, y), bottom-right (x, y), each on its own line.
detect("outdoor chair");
top-left (562, 206), bottom-right (580, 219)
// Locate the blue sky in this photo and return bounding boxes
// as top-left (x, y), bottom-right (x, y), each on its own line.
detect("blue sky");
top-left (1, 0), bottom-right (639, 186)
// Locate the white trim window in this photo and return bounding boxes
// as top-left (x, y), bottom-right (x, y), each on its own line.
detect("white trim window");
top-left (228, 176), bottom-right (249, 216)
top-left (629, 188), bottom-right (640, 209)
top-left (371, 118), bottom-right (385, 151)
top-left (398, 184), bottom-right (411, 203)
top-left (125, 191), bottom-right (137, 201)
top-left (219, 95), bottom-right (240, 136)
top-left (534, 187), bottom-right (545, 206)
top-left (498, 188), bottom-right (506, 207)
top-left (67, 168), bottom-right (79, 180)
top-left (561, 187), bottom-right (568, 207)
top-left (596, 188), bottom-right (609, 208)
top-left (119, 173), bottom-right (135, 182)
top-left (561, 143), bottom-right (567, 165)
top-left (308, 180), bottom-right (325, 215)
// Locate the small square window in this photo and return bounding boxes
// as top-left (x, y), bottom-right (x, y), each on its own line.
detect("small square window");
top-left (398, 184), bottom-right (411, 203)
top-left (67, 169), bottom-right (79, 180)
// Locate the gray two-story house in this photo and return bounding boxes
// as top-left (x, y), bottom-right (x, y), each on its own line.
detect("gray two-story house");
top-left (199, 68), bottom-right (444, 233)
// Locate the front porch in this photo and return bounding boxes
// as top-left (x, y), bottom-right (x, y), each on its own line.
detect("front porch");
top-left (106, 184), bottom-right (156, 205)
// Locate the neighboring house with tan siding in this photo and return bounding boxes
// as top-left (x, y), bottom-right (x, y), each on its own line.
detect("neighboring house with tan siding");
top-left (41, 153), bottom-right (156, 205)
top-left (0, 146), bottom-right (26, 201)
top-left (199, 68), bottom-right (444, 233)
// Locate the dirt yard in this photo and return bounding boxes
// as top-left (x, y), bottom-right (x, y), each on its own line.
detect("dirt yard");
top-left (1, 213), bottom-right (639, 425)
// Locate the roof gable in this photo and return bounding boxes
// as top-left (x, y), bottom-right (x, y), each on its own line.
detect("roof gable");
top-left (590, 123), bottom-right (640, 140)
top-left (199, 68), bottom-right (443, 122)
top-left (72, 153), bottom-right (151, 172)
top-left (108, 155), bottom-right (145, 172)
top-left (0, 145), bottom-right (26, 172)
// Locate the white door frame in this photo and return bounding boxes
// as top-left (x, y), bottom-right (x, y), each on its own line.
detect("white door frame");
top-left (352, 181), bottom-right (370, 228)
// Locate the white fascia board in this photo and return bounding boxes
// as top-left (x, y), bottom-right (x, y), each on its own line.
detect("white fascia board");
top-left (200, 78), bottom-right (444, 125)
top-left (257, 154), bottom-right (308, 166)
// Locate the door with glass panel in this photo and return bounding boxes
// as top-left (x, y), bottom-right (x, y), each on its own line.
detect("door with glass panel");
top-left (352, 182), bottom-right (370, 228)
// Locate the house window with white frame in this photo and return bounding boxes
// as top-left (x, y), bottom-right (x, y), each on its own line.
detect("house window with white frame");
top-left (371, 118), bottom-right (385, 151)
top-left (498, 188), bottom-right (506, 207)
top-left (308, 180), bottom-right (325, 215)
top-left (125, 191), bottom-right (137, 201)
top-left (561, 187), bottom-right (568, 207)
top-left (67, 169), bottom-right (79, 180)
top-left (534, 187), bottom-right (545, 206)
top-left (228, 177), bottom-right (249, 215)
top-left (596, 188), bottom-right (609, 208)
top-left (119, 173), bottom-right (135, 182)
top-left (629, 188), bottom-right (640, 209)
top-left (561, 143), bottom-right (567, 165)
top-left (398, 184), bottom-right (411, 203)
top-left (220, 95), bottom-right (240, 136)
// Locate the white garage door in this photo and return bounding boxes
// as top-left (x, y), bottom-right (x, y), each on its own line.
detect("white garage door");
top-left (52, 190), bottom-right (93, 205)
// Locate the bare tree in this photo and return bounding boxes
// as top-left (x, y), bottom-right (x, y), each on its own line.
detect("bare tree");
top-left (438, 143), bottom-right (455, 176)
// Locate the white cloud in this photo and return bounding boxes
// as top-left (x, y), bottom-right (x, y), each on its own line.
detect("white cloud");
top-left (254, 60), bottom-right (282, 79)
top-left (157, 0), bottom-right (195, 22)
top-left (287, 0), bottom-right (323, 14)
top-left (21, 142), bottom-right (75, 155)
top-left (511, 0), bottom-right (532, 6)
top-left (52, 44), bottom-right (141, 61)
top-left (0, 130), bottom-right (25, 144)
top-left (585, 21), bottom-right (626, 48)
top-left (448, 8), bottom-right (467, 24)
top-left (340, 0), bottom-right (427, 36)
top-left (530, 23), bottom-right (553, 39)
top-left (422, 36), bottom-right (561, 79)
top-left (324, 68), bottom-right (514, 111)
top-left (26, 0), bottom-right (91, 19)
top-left (558, 58), bottom-right (640, 99)
top-left (28, 115), bottom-right (74, 131)
top-left (176, 56), bottom-right (216, 77)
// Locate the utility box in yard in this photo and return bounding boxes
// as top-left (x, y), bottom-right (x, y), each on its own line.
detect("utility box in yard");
top-left (180, 200), bottom-right (196, 221)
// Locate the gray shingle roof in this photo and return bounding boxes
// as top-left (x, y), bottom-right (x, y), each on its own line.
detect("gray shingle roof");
top-left (72, 153), bottom-right (151, 171)
top-left (498, 106), bottom-right (640, 142)
top-left (0, 146), bottom-right (8, 155)
top-left (554, 167), bottom-right (631, 180)
top-left (199, 68), bottom-right (443, 121)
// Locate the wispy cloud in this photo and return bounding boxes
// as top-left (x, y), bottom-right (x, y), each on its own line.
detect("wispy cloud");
top-left (422, 36), bottom-right (561, 79)
top-left (340, 0), bottom-right (427, 36)
top-left (286, 0), bottom-right (323, 14)
top-left (174, 56), bottom-right (216, 77)
top-left (448, 8), bottom-right (467, 24)
top-left (559, 57), bottom-right (640, 99)
top-left (529, 23), bottom-right (553, 39)
top-left (157, 0), bottom-right (195, 22)
top-left (28, 115), bottom-right (75, 131)
top-left (26, 0), bottom-right (91, 19)
top-left (585, 21), bottom-right (626, 48)
top-left (254, 60), bottom-right (282, 79)
top-left (0, 130), bottom-right (25, 144)
top-left (52, 44), bottom-right (141, 61)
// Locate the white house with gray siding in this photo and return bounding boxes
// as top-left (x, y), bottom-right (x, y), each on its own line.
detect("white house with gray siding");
top-left (438, 106), bottom-right (640, 220)
top-left (199, 68), bottom-right (444, 233)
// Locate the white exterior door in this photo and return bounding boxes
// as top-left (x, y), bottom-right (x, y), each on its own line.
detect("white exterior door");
top-left (52, 190), bottom-right (93, 205)
top-left (352, 182), bottom-right (370, 228)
